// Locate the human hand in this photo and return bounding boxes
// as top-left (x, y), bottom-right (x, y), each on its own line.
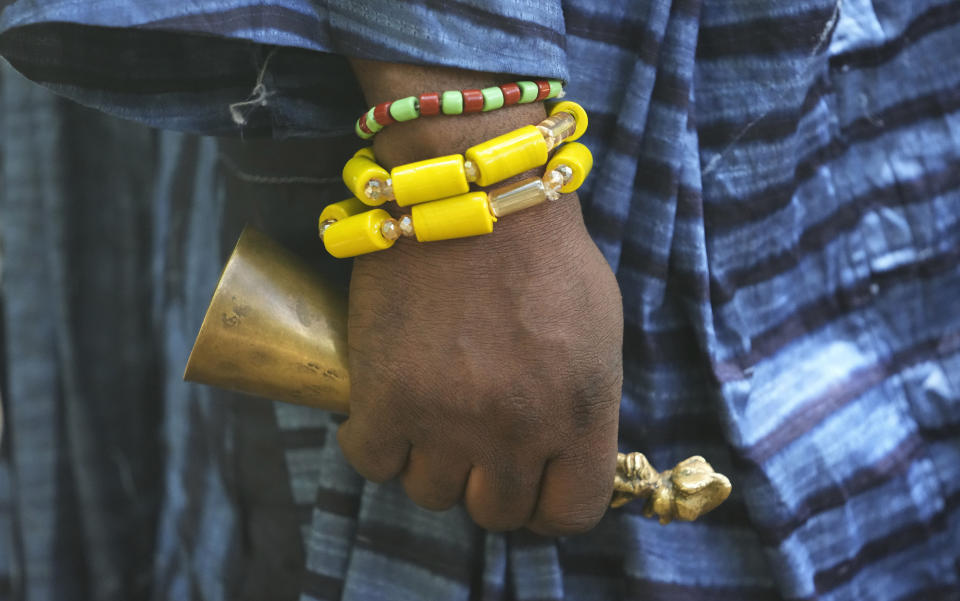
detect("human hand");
top-left (338, 188), bottom-right (623, 534)
top-left (338, 59), bottom-right (623, 534)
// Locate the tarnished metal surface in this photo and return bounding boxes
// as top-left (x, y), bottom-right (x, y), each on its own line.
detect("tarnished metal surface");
top-left (184, 228), bottom-right (351, 413)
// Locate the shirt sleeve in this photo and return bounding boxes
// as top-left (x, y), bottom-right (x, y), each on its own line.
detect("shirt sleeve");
top-left (0, 0), bottom-right (568, 138)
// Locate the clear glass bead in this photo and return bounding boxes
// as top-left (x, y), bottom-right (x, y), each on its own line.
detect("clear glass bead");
top-left (318, 219), bottom-right (337, 240)
top-left (537, 126), bottom-right (558, 153)
top-left (398, 215), bottom-right (416, 237)
top-left (380, 218), bottom-right (401, 241)
top-left (364, 178), bottom-right (394, 202)
top-left (542, 169), bottom-right (563, 201)
top-left (364, 179), bottom-right (382, 200)
top-left (544, 168), bottom-right (564, 188)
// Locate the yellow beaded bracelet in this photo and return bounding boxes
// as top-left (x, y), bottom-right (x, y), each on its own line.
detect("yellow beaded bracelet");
top-left (320, 141), bottom-right (593, 258)
top-left (342, 101), bottom-right (589, 208)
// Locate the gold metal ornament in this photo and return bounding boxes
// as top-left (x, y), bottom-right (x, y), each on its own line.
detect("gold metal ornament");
top-left (184, 227), bottom-right (732, 522)
top-left (612, 453), bottom-right (732, 524)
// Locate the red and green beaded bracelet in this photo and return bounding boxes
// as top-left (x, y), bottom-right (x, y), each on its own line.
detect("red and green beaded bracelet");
top-left (355, 79), bottom-right (565, 139)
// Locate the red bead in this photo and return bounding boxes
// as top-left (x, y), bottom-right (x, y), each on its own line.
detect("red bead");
top-left (535, 80), bottom-right (552, 101)
top-left (462, 88), bottom-right (485, 113)
top-left (419, 92), bottom-right (441, 116)
top-left (373, 102), bottom-right (396, 125)
top-left (500, 83), bottom-right (522, 105)
top-left (357, 116), bottom-right (373, 135)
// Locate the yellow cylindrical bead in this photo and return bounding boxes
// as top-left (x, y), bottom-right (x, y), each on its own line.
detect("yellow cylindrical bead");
top-left (464, 125), bottom-right (549, 187)
top-left (546, 142), bottom-right (594, 193)
top-left (318, 197), bottom-right (368, 224)
top-left (322, 209), bottom-right (396, 258)
top-left (342, 155), bottom-right (390, 206)
top-left (548, 101), bottom-right (589, 142)
top-left (391, 154), bottom-right (471, 207)
top-left (488, 177), bottom-right (548, 217)
top-left (354, 147), bottom-right (376, 161)
top-left (411, 192), bottom-right (497, 242)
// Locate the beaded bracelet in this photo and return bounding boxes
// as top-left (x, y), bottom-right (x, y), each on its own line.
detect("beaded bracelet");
top-left (319, 141), bottom-right (593, 258)
top-left (344, 100), bottom-right (589, 208)
top-left (355, 79), bottom-right (565, 139)
top-left (321, 100), bottom-right (593, 258)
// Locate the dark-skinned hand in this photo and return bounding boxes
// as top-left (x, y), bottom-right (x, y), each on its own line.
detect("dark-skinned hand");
top-left (337, 60), bottom-right (624, 535)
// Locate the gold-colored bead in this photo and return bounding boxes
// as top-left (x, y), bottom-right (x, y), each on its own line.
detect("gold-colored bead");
top-left (488, 177), bottom-right (549, 217)
top-left (537, 111), bottom-right (577, 151)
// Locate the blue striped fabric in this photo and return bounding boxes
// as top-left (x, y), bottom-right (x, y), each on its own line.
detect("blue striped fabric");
top-left (1, 0), bottom-right (959, 600)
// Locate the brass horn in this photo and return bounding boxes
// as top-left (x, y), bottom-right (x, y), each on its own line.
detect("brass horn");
top-left (185, 227), bottom-right (732, 523)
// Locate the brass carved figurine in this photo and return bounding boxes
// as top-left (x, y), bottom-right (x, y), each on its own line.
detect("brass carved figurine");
top-left (612, 452), bottom-right (732, 523)
top-left (185, 228), bottom-right (733, 524)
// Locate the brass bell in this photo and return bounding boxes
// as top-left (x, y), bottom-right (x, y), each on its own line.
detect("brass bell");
top-left (184, 227), bottom-right (351, 414)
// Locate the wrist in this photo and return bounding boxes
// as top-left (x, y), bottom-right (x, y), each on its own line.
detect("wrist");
top-left (349, 58), bottom-right (549, 168)
top-left (346, 59), bottom-right (591, 270)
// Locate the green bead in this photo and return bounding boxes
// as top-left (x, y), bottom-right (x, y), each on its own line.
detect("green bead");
top-left (548, 80), bottom-right (563, 99)
top-left (517, 81), bottom-right (539, 103)
top-left (389, 96), bottom-right (420, 122)
top-left (355, 120), bottom-right (374, 139)
top-left (441, 90), bottom-right (464, 115)
top-left (481, 86), bottom-right (505, 111)
top-left (365, 108), bottom-right (383, 133)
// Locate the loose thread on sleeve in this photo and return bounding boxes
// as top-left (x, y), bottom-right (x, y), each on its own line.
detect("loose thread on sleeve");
top-left (229, 48), bottom-right (279, 127)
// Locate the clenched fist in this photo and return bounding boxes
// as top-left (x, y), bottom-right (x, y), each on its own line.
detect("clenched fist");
top-left (339, 59), bottom-right (624, 535)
